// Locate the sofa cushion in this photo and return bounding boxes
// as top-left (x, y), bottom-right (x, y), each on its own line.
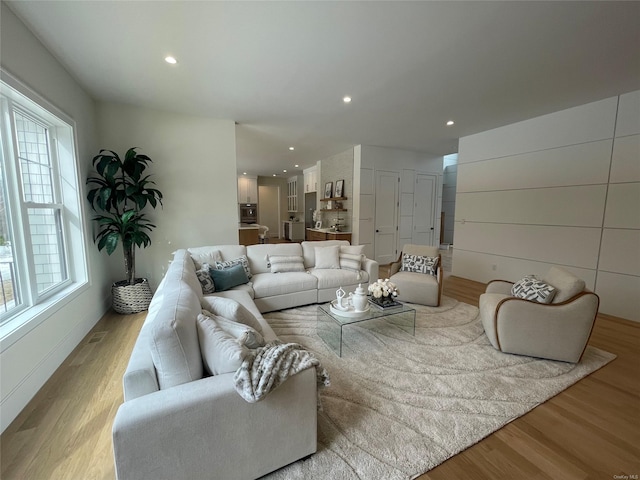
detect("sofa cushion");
top-left (200, 310), bottom-right (265, 349)
top-left (246, 243), bottom-right (304, 274)
top-left (187, 246), bottom-right (222, 270)
top-left (310, 268), bottom-right (369, 289)
top-left (196, 314), bottom-right (249, 375)
top-left (149, 278), bottom-right (204, 389)
top-left (511, 275), bottom-right (557, 304)
top-left (301, 240), bottom-right (350, 268)
top-left (268, 255), bottom-right (306, 273)
top-left (210, 263), bottom-right (249, 291)
top-left (543, 266), bottom-right (585, 303)
top-left (201, 295), bottom-right (264, 333)
top-left (314, 245), bottom-right (341, 269)
top-left (251, 271), bottom-right (318, 298)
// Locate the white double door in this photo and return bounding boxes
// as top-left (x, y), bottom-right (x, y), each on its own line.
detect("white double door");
top-left (374, 171), bottom-right (437, 264)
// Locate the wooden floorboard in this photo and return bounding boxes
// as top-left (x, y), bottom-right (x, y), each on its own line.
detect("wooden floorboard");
top-left (1, 275), bottom-right (638, 479)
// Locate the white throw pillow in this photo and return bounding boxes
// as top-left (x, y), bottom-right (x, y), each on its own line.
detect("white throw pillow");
top-left (339, 252), bottom-right (363, 272)
top-left (188, 247), bottom-right (222, 270)
top-left (201, 310), bottom-right (265, 349)
top-left (511, 275), bottom-right (557, 304)
top-left (200, 296), bottom-right (264, 333)
top-left (401, 254), bottom-right (439, 275)
top-left (315, 245), bottom-right (341, 269)
top-left (267, 254), bottom-right (306, 273)
top-left (196, 314), bottom-right (249, 375)
top-left (340, 245), bottom-right (365, 256)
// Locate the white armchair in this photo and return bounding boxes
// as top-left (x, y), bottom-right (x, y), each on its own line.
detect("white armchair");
top-left (389, 244), bottom-right (442, 306)
top-left (480, 266), bottom-right (599, 363)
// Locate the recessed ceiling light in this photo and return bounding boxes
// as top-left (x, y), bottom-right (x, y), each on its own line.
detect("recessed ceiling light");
top-left (294, 164), bottom-right (299, 168)
top-left (164, 56), bottom-right (178, 64)
top-left (272, 174), bottom-right (276, 177)
top-left (283, 169), bottom-right (287, 173)
top-left (289, 147), bottom-right (295, 151)
top-left (446, 120), bottom-right (455, 126)
top-left (343, 96), bottom-right (352, 103)
top-left (242, 172), bottom-right (247, 175)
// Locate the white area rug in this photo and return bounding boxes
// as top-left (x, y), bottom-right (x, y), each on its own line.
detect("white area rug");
top-left (263, 296), bottom-right (615, 480)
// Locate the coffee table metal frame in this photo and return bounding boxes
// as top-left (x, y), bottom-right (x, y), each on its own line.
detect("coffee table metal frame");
top-left (317, 302), bottom-right (416, 357)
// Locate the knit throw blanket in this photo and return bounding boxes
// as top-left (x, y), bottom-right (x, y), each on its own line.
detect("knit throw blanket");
top-left (234, 341), bottom-right (330, 404)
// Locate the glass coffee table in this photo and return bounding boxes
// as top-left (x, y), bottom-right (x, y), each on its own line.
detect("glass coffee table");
top-left (317, 302), bottom-right (416, 357)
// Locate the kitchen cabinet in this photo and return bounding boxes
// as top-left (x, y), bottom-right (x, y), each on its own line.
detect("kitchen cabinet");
top-left (238, 226), bottom-right (259, 246)
top-left (304, 167), bottom-right (317, 193)
top-left (237, 175), bottom-right (258, 204)
top-left (283, 221), bottom-right (305, 241)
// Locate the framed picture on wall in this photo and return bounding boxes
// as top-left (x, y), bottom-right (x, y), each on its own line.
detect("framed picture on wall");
top-left (324, 182), bottom-right (333, 198)
top-left (335, 179), bottom-right (344, 198)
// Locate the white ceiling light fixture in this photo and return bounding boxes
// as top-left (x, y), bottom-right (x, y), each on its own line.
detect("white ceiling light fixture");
top-left (164, 56), bottom-right (178, 64)
top-left (283, 169), bottom-right (287, 173)
top-left (343, 96), bottom-right (352, 103)
top-left (289, 146), bottom-right (295, 151)
top-left (294, 164), bottom-right (299, 168)
top-left (446, 120), bottom-right (455, 126)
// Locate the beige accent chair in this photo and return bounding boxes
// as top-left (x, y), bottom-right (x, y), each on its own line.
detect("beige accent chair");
top-left (389, 244), bottom-right (443, 306)
top-left (479, 266), bottom-right (599, 363)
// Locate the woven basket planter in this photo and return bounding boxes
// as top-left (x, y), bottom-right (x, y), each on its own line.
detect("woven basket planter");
top-left (112, 278), bottom-right (153, 314)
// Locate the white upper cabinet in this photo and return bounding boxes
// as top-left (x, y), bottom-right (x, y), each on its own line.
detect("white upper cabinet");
top-left (238, 175), bottom-right (258, 204)
top-left (303, 167), bottom-right (317, 193)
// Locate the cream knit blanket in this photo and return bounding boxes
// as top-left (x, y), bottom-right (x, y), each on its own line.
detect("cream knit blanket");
top-left (234, 341), bottom-right (330, 404)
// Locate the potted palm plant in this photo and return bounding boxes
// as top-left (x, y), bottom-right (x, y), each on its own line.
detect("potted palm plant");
top-left (86, 147), bottom-right (163, 314)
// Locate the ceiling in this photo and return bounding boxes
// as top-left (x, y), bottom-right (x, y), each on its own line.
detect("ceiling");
top-left (6, 1), bottom-right (640, 177)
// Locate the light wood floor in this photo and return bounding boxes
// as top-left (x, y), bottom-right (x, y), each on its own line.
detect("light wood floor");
top-left (1, 275), bottom-right (638, 479)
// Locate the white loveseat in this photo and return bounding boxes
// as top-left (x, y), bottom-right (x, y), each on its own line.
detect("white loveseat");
top-left (112, 241), bottom-right (378, 480)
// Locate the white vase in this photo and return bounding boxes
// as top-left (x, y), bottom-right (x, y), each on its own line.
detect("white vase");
top-left (352, 284), bottom-right (369, 312)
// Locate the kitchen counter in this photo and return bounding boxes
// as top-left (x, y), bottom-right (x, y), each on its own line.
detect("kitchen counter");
top-left (238, 224), bottom-right (259, 245)
top-left (306, 228), bottom-right (352, 242)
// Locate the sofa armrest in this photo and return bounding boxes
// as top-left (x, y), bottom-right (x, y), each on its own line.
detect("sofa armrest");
top-left (494, 292), bottom-right (599, 363)
top-left (362, 257), bottom-right (379, 283)
top-left (485, 279), bottom-right (514, 295)
top-left (122, 324), bottom-right (160, 401)
top-left (113, 368), bottom-right (318, 480)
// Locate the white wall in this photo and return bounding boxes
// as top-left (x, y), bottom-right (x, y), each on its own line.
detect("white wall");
top-left (0, 3), bottom-right (111, 432)
top-left (454, 92), bottom-right (640, 321)
top-left (96, 102), bottom-right (238, 289)
top-left (357, 145), bottom-right (443, 259)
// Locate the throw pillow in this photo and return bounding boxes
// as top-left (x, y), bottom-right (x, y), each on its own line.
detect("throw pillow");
top-left (201, 296), bottom-right (264, 333)
top-left (188, 247), bottom-right (222, 270)
top-left (339, 252), bottom-right (363, 272)
top-left (267, 254), bottom-right (306, 273)
top-left (315, 245), bottom-right (341, 269)
top-left (196, 314), bottom-right (249, 375)
top-left (511, 275), bottom-right (557, 304)
top-left (209, 264), bottom-right (249, 292)
top-left (401, 254), bottom-right (439, 275)
top-left (195, 262), bottom-right (215, 294)
top-left (340, 245), bottom-right (365, 256)
top-left (215, 255), bottom-right (252, 279)
top-left (201, 310), bottom-right (265, 349)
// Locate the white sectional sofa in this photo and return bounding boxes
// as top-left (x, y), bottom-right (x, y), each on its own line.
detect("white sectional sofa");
top-left (112, 240), bottom-right (378, 480)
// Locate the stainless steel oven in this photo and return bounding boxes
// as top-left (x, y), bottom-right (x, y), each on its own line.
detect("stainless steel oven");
top-left (239, 204), bottom-right (257, 224)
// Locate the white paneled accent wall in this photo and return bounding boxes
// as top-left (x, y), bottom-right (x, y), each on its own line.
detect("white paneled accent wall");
top-left (454, 91), bottom-right (640, 321)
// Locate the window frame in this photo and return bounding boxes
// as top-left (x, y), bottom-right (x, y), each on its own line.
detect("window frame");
top-left (0, 69), bottom-right (89, 343)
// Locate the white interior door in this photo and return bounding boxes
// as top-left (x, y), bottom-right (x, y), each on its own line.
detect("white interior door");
top-left (413, 174), bottom-right (437, 245)
top-left (374, 171), bottom-right (400, 264)
top-left (258, 185), bottom-right (280, 237)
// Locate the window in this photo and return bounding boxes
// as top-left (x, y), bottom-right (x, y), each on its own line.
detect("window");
top-left (0, 73), bottom-right (86, 328)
